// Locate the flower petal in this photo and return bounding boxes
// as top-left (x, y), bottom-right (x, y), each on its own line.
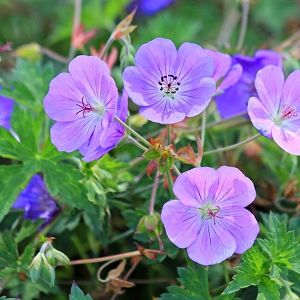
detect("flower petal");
top-left (218, 63), bottom-right (242, 92)
top-left (139, 100), bottom-right (186, 124)
top-left (272, 126), bottom-right (300, 155)
top-left (0, 95), bottom-right (14, 129)
top-left (282, 70), bottom-right (300, 107)
top-left (50, 115), bottom-right (99, 152)
top-left (187, 221), bottom-right (236, 265)
top-left (248, 96), bottom-right (274, 138)
top-left (44, 73), bottom-right (84, 122)
top-left (161, 200), bottom-right (202, 248)
top-left (214, 166), bottom-right (256, 208)
top-left (135, 38), bottom-right (177, 80)
top-left (173, 167), bottom-right (218, 207)
top-left (255, 65), bottom-right (284, 113)
top-left (123, 66), bottom-right (158, 106)
top-left (68, 55), bottom-right (111, 100)
top-left (219, 206), bottom-right (259, 254)
top-left (175, 42), bottom-right (214, 84)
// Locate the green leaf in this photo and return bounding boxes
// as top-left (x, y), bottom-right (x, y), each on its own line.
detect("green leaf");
top-left (224, 246), bottom-right (268, 294)
top-left (258, 213), bottom-right (300, 275)
top-left (257, 277), bottom-right (280, 300)
top-left (0, 164), bottom-right (38, 221)
top-left (41, 159), bottom-right (92, 211)
top-left (3, 59), bottom-right (55, 112)
top-left (160, 264), bottom-right (210, 300)
top-left (69, 282), bottom-right (93, 300)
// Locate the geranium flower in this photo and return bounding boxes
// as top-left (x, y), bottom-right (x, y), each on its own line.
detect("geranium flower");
top-left (13, 174), bottom-right (59, 224)
top-left (161, 166), bottom-right (259, 265)
top-left (206, 49), bottom-right (242, 94)
top-left (123, 38), bottom-right (215, 124)
top-left (44, 55), bottom-right (119, 161)
top-left (215, 50), bottom-right (282, 119)
top-left (0, 94), bottom-right (14, 129)
top-left (248, 66), bottom-right (300, 155)
top-left (80, 91), bottom-right (128, 161)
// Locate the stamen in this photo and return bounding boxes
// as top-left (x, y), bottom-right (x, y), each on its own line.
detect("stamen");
top-left (281, 106), bottom-right (297, 120)
top-left (76, 96), bottom-right (93, 118)
top-left (158, 73), bottom-right (181, 96)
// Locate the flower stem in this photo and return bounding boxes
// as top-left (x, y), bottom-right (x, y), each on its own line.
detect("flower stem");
top-left (167, 125), bottom-right (172, 145)
top-left (237, 0), bottom-right (250, 51)
top-left (64, 249), bottom-right (162, 266)
top-left (99, 35), bottom-right (114, 59)
top-left (166, 168), bottom-right (174, 197)
top-left (149, 170), bottom-right (160, 215)
top-left (173, 164), bottom-right (181, 176)
top-left (115, 116), bottom-right (151, 147)
top-left (203, 133), bottom-right (260, 156)
top-left (223, 261), bottom-right (230, 285)
top-left (68, 0), bottom-right (82, 61)
top-left (201, 110), bottom-right (207, 148)
top-left (127, 135), bottom-right (148, 151)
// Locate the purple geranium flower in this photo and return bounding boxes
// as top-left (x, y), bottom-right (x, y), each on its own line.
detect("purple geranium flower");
top-left (13, 174), bottom-right (59, 224)
top-left (206, 49), bottom-right (242, 94)
top-left (44, 55), bottom-right (119, 161)
top-left (129, 0), bottom-right (174, 15)
top-left (161, 166), bottom-right (259, 265)
top-left (80, 91), bottom-right (128, 161)
top-left (248, 66), bottom-right (300, 155)
top-left (0, 94), bottom-right (14, 129)
top-left (123, 38), bottom-right (216, 124)
top-left (215, 50), bottom-right (282, 119)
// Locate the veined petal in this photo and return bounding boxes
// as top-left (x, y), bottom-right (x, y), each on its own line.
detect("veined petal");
top-left (69, 55), bottom-right (110, 100)
top-left (50, 115), bottom-right (99, 152)
top-left (282, 70), bottom-right (300, 108)
top-left (255, 65), bottom-right (284, 113)
top-left (173, 167), bottom-right (218, 207)
top-left (44, 73), bottom-right (83, 122)
top-left (187, 221), bottom-right (236, 265)
top-left (135, 38), bottom-right (177, 79)
top-left (272, 126), bottom-right (300, 155)
top-left (175, 42), bottom-right (214, 84)
top-left (123, 66), bottom-right (159, 106)
top-left (248, 96), bottom-right (274, 138)
top-left (161, 200), bottom-right (202, 248)
top-left (219, 206), bottom-right (259, 254)
top-left (214, 166), bottom-right (256, 208)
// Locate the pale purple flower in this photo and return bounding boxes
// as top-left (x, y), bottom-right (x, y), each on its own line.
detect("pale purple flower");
top-left (206, 49), bottom-right (242, 94)
top-left (215, 50), bottom-right (282, 119)
top-left (123, 38), bottom-right (216, 124)
top-left (161, 166), bottom-right (259, 266)
top-left (248, 66), bottom-right (300, 155)
top-left (13, 174), bottom-right (59, 224)
top-left (44, 55), bottom-right (119, 161)
top-left (0, 94), bottom-right (14, 129)
top-left (80, 91), bottom-right (128, 161)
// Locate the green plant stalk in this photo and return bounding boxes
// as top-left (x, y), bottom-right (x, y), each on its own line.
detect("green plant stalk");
top-left (203, 133), bottom-right (260, 156)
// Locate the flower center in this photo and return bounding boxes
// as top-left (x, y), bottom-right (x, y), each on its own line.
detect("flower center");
top-left (273, 105), bottom-right (298, 125)
top-left (76, 96), bottom-right (105, 118)
top-left (199, 204), bottom-right (222, 225)
top-left (158, 74), bottom-right (181, 98)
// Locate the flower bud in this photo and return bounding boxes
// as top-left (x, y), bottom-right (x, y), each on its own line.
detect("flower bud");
top-left (14, 43), bottom-right (41, 62)
top-left (137, 213), bottom-right (162, 237)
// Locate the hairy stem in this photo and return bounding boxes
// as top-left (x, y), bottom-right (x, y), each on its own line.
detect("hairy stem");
top-left (203, 133), bottom-right (260, 156)
top-left (115, 116), bottom-right (151, 147)
top-left (237, 0), bottom-right (250, 51)
top-left (149, 170), bottom-right (160, 215)
top-left (127, 135), bottom-right (148, 151)
top-left (68, 0), bottom-right (82, 61)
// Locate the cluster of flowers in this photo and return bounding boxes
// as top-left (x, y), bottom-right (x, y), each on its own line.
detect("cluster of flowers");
top-left (2, 37), bottom-right (300, 265)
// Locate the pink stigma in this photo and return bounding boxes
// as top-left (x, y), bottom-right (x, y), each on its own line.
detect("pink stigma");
top-left (76, 96), bottom-right (93, 118)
